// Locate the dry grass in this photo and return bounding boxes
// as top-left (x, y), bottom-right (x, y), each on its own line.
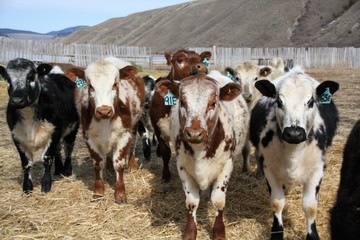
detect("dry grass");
top-left (0, 68), bottom-right (359, 240)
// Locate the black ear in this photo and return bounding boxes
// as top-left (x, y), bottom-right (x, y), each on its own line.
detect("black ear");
top-left (316, 80), bottom-right (339, 96)
top-left (255, 79), bottom-right (276, 98)
top-left (0, 65), bottom-right (10, 81)
top-left (37, 63), bottom-right (53, 77)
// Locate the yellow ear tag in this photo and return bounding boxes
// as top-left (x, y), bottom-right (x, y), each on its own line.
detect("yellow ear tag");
top-left (228, 88), bottom-right (232, 94)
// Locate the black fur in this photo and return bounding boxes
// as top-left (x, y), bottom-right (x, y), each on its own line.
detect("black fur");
top-left (330, 120), bottom-right (360, 240)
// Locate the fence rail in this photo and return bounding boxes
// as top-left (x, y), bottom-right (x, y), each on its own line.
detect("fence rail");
top-left (1, 37), bottom-right (359, 69)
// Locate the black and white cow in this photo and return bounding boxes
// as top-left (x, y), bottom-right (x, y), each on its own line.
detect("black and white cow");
top-left (330, 120), bottom-right (360, 240)
top-left (137, 75), bottom-right (156, 162)
top-left (0, 58), bottom-right (79, 194)
top-left (249, 66), bottom-right (339, 239)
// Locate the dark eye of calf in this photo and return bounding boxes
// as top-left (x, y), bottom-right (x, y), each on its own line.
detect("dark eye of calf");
top-left (307, 97), bottom-right (315, 108)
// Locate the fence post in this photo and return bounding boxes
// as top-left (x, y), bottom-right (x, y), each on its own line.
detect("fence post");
top-left (212, 45), bottom-right (217, 67)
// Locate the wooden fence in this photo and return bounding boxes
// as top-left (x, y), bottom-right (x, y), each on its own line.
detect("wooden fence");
top-left (1, 37), bottom-right (359, 69)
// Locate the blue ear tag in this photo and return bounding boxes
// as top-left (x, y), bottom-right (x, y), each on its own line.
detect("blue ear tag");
top-left (202, 58), bottom-right (210, 67)
top-left (319, 87), bottom-right (332, 104)
top-left (75, 76), bottom-right (87, 88)
top-left (164, 90), bottom-right (176, 106)
top-left (226, 71), bottom-right (234, 81)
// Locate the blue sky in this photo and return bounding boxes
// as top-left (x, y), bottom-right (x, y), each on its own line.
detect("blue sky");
top-left (0, 0), bottom-right (190, 34)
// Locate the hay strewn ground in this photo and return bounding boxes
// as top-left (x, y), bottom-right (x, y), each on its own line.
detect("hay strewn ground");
top-left (0, 68), bottom-right (359, 240)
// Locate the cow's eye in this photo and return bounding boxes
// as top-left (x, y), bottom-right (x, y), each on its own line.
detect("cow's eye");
top-left (235, 76), bottom-right (240, 81)
top-left (276, 97), bottom-right (283, 108)
top-left (113, 82), bottom-right (118, 90)
top-left (307, 97), bottom-right (315, 108)
top-left (209, 101), bottom-right (216, 109)
top-left (180, 99), bottom-right (187, 108)
top-left (88, 83), bottom-right (94, 91)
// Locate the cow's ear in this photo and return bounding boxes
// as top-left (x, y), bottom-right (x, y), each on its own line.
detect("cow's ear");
top-left (255, 79), bottom-right (276, 98)
top-left (120, 66), bottom-right (138, 79)
top-left (0, 65), bottom-right (10, 81)
top-left (316, 80), bottom-right (339, 96)
top-left (200, 51), bottom-right (212, 61)
top-left (155, 79), bottom-right (179, 98)
top-left (37, 63), bottom-right (53, 77)
top-left (65, 68), bottom-right (85, 82)
top-left (224, 67), bottom-right (236, 80)
top-left (164, 52), bottom-right (173, 65)
top-left (220, 83), bottom-right (242, 101)
top-left (259, 67), bottom-right (272, 77)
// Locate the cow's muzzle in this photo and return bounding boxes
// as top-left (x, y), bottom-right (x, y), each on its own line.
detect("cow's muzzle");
top-left (95, 105), bottom-right (114, 119)
top-left (184, 127), bottom-right (206, 144)
top-left (190, 63), bottom-right (208, 75)
top-left (282, 127), bottom-right (306, 144)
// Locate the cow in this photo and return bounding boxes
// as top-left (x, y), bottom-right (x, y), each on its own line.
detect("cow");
top-left (0, 58), bottom-right (80, 194)
top-left (66, 57), bottom-right (145, 203)
top-left (155, 72), bottom-right (249, 240)
top-left (330, 120), bottom-right (360, 240)
top-left (137, 75), bottom-right (156, 162)
top-left (249, 66), bottom-right (339, 240)
top-left (149, 49), bottom-right (212, 182)
top-left (225, 58), bottom-right (286, 177)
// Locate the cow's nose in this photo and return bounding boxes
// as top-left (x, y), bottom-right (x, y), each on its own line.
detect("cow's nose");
top-left (191, 63), bottom-right (208, 75)
top-left (96, 106), bottom-right (114, 119)
top-left (282, 127), bottom-right (306, 144)
top-left (184, 127), bottom-right (206, 144)
top-left (243, 93), bottom-right (252, 102)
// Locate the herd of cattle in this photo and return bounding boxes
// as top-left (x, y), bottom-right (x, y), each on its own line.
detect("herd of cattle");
top-left (0, 50), bottom-right (358, 240)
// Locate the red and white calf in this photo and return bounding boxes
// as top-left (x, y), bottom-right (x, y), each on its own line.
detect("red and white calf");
top-left (66, 57), bottom-right (145, 203)
top-left (150, 49), bottom-right (212, 182)
top-left (155, 73), bottom-right (249, 239)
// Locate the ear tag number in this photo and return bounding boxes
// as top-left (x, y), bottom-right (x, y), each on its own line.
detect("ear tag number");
top-left (164, 90), bottom-right (176, 106)
top-left (320, 87), bottom-right (332, 104)
top-left (75, 76), bottom-right (87, 88)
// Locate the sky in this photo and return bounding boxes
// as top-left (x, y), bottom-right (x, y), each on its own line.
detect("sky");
top-left (0, 0), bottom-right (191, 34)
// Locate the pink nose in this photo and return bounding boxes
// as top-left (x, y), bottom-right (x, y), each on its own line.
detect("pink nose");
top-left (184, 127), bottom-right (206, 143)
top-left (96, 105), bottom-right (114, 119)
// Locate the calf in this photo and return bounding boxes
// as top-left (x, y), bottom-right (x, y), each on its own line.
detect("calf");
top-left (66, 57), bottom-right (145, 203)
top-left (0, 58), bottom-right (79, 193)
top-left (149, 49), bottom-right (212, 181)
top-left (226, 58), bottom-right (286, 176)
top-left (330, 120), bottom-right (360, 240)
top-left (138, 75), bottom-right (156, 162)
top-left (156, 73), bottom-right (249, 239)
top-left (250, 66), bottom-right (339, 239)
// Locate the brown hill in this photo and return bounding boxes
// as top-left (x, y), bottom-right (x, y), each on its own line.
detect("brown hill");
top-left (52, 0), bottom-right (360, 52)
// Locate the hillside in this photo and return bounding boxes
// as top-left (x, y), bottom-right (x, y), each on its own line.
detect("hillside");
top-left (52, 0), bottom-right (360, 52)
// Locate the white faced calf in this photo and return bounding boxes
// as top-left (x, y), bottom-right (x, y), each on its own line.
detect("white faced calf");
top-left (156, 74), bottom-right (249, 240)
top-left (250, 67), bottom-right (339, 240)
top-left (67, 57), bottom-right (145, 203)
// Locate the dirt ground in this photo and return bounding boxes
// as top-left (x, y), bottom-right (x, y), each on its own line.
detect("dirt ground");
top-left (0, 68), bottom-right (359, 240)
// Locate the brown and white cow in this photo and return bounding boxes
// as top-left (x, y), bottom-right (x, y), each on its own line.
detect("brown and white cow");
top-left (66, 57), bottom-right (145, 203)
top-left (149, 49), bottom-right (212, 182)
top-left (155, 72), bottom-right (249, 239)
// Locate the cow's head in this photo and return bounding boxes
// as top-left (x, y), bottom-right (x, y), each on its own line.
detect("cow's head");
top-left (0, 58), bottom-right (51, 108)
top-left (156, 75), bottom-right (242, 144)
top-left (67, 59), bottom-right (137, 120)
top-left (165, 50), bottom-right (212, 80)
top-left (255, 69), bottom-right (339, 144)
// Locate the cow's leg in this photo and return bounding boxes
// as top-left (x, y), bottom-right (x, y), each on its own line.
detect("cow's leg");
top-left (158, 138), bottom-right (171, 182)
top-left (62, 127), bottom-right (78, 176)
top-left (211, 159), bottom-right (233, 240)
top-left (241, 139), bottom-right (250, 173)
top-left (302, 171), bottom-right (323, 240)
top-left (264, 167), bottom-right (285, 240)
top-left (89, 147), bottom-right (105, 199)
top-left (41, 131), bottom-right (62, 193)
top-left (113, 134), bottom-right (134, 203)
top-left (53, 144), bottom-right (63, 175)
top-left (138, 120), bottom-right (152, 162)
top-left (127, 125), bottom-right (139, 171)
top-left (14, 139), bottom-right (34, 193)
top-left (177, 162), bottom-right (200, 240)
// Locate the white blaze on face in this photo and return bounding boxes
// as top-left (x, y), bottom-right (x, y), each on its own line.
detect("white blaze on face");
top-left (276, 73), bottom-right (317, 135)
top-left (85, 60), bottom-right (119, 111)
top-left (179, 80), bottom-right (218, 132)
